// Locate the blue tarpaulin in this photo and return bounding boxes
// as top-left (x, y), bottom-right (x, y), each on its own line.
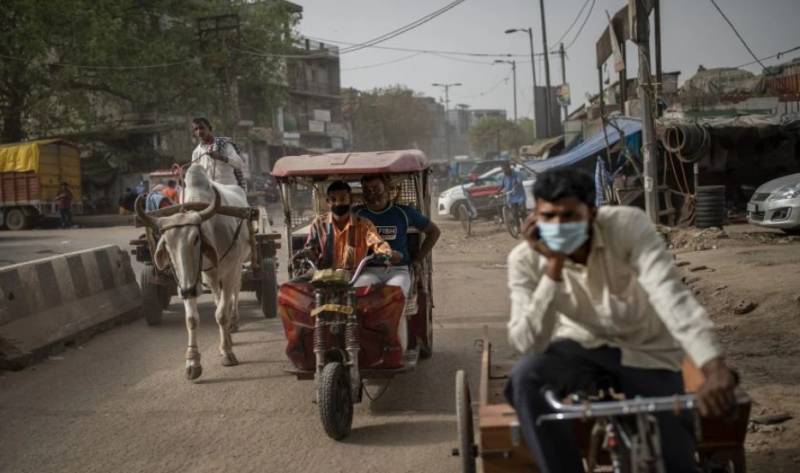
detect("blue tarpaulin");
top-left (524, 117), bottom-right (642, 174)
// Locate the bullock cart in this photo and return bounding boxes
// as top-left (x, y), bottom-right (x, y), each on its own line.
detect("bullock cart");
top-left (271, 149), bottom-right (435, 440)
top-left (453, 335), bottom-right (751, 473)
top-left (130, 202), bottom-right (280, 325)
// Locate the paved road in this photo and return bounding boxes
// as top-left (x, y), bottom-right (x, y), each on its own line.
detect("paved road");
top-left (0, 219), bottom-right (517, 473)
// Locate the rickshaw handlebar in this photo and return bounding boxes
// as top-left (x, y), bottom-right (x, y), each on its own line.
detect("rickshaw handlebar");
top-left (537, 389), bottom-right (749, 425)
top-left (539, 389), bottom-right (697, 424)
top-left (348, 254), bottom-right (388, 286)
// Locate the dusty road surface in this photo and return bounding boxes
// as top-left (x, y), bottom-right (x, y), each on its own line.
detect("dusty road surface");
top-left (0, 218), bottom-right (513, 473)
top-left (1, 219), bottom-right (799, 472)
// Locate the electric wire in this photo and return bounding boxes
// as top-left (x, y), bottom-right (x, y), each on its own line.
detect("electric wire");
top-left (734, 44), bottom-right (800, 68)
top-left (708, 0), bottom-right (766, 68)
top-left (549, 0), bottom-right (592, 51)
top-left (338, 0), bottom-right (466, 55)
top-left (0, 53), bottom-right (197, 70)
top-left (564, 0), bottom-right (596, 50)
top-left (341, 52), bottom-right (423, 71)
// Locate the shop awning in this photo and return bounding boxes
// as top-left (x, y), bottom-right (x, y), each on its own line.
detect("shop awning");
top-left (525, 117), bottom-right (642, 173)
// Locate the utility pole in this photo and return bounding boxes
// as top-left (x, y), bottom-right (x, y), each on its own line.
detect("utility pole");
top-left (538, 0), bottom-right (553, 137)
top-left (634, 2), bottom-right (659, 222)
top-left (505, 27), bottom-right (537, 139)
top-left (197, 14), bottom-right (242, 134)
top-left (432, 82), bottom-right (462, 161)
top-left (558, 43), bottom-right (568, 121)
top-left (494, 60), bottom-right (518, 122)
top-left (654, 0), bottom-right (664, 117)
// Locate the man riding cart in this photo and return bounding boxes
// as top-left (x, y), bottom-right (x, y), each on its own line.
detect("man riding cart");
top-left (130, 117), bottom-right (279, 326)
top-left (272, 149), bottom-right (437, 440)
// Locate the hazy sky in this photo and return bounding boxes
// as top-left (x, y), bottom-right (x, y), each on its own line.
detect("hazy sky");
top-left (294, 0), bottom-right (800, 119)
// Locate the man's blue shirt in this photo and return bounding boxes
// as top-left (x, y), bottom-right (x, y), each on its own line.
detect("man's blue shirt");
top-left (502, 171), bottom-right (526, 205)
top-left (353, 204), bottom-right (431, 265)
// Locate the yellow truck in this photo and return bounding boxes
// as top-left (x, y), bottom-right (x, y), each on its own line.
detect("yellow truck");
top-left (0, 139), bottom-right (82, 230)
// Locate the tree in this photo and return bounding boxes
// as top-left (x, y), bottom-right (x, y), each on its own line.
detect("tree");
top-left (469, 116), bottom-right (527, 157)
top-left (349, 86), bottom-right (436, 152)
top-left (0, 0), bottom-right (297, 142)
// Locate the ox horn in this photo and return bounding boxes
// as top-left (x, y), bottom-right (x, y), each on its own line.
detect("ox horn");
top-left (198, 188), bottom-right (221, 222)
top-left (134, 194), bottom-right (158, 229)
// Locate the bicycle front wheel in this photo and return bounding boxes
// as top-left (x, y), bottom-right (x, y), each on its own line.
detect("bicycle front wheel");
top-left (502, 205), bottom-right (521, 239)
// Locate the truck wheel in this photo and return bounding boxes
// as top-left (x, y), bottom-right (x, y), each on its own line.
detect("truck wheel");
top-left (318, 361), bottom-right (353, 440)
top-left (455, 370), bottom-right (477, 473)
top-left (259, 257), bottom-right (278, 318)
top-left (5, 208), bottom-right (30, 231)
top-left (141, 266), bottom-right (163, 326)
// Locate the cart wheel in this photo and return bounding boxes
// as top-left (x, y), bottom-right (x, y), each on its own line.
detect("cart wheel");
top-left (457, 203), bottom-right (472, 237)
top-left (318, 361), bottom-right (353, 440)
top-left (455, 370), bottom-right (477, 473)
top-left (419, 293), bottom-right (433, 359)
top-left (140, 266), bottom-right (163, 326)
top-left (502, 205), bottom-right (521, 239)
top-left (258, 257), bottom-right (277, 318)
top-left (159, 284), bottom-right (172, 310)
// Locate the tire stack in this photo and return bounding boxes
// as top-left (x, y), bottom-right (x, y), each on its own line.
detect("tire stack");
top-left (695, 185), bottom-right (726, 228)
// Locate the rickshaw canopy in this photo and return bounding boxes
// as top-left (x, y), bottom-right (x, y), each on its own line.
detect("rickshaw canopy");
top-left (271, 149), bottom-right (428, 178)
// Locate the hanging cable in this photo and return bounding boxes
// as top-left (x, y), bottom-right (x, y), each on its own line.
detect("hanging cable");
top-left (341, 52), bottom-right (423, 71)
top-left (549, 0), bottom-right (592, 51)
top-left (564, 0), bottom-right (596, 50)
top-left (0, 53), bottom-right (197, 70)
top-left (734, 44), bottom-right (800, 68)
top-left (338, 0), bottom-right (466, 55)
top-left (306, 35), bottom-right (526, 58)
top-left (708, 0), bottom-right (766, 68)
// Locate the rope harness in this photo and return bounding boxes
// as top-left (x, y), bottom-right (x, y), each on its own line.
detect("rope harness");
top-left (158, 214), bottom-right (247, 299)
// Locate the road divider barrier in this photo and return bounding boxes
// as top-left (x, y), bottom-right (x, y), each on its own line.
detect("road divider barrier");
top-left (0, 245), bottom-right (141, 369)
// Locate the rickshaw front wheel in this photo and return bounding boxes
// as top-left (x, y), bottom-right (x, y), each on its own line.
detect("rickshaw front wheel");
top-left (318, 361), bottom-right (353, 440)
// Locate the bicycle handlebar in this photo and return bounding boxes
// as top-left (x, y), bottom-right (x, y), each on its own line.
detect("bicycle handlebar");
top-left (537, 389), bottom-right (749, 425)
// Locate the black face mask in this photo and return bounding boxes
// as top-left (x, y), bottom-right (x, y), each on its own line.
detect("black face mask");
top-left (332, 204), bottom-right (351, 216)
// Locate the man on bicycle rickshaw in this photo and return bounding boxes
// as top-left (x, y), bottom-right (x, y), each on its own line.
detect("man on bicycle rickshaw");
top-left (505, 167), bottom-right (738, 472)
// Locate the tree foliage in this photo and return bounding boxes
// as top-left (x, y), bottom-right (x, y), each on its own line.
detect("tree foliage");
top-left (349, 86), bottom-right (436, 152)
top-left (468, 116), bottom-right (527, 157)
top-left (0, 0), bottom-right (298, 142)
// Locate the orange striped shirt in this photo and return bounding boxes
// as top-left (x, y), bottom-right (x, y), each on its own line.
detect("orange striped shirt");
top-left (305, 212), bottom-right (392, 270)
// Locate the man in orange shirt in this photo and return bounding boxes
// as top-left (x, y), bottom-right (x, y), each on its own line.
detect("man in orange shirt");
top-left (162, 180), bottom-right (180, 204)
top-left (300, 181), bottom-right (400, 273)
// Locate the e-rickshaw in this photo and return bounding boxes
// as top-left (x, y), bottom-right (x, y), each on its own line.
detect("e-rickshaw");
top-left (454, 335), bottom-right (751, 472)
top-left (271, 149), bottom-right (434, 440)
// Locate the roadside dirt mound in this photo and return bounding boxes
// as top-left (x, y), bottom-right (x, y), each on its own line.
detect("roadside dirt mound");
top-left (660, 225), bottom-right (800, 251)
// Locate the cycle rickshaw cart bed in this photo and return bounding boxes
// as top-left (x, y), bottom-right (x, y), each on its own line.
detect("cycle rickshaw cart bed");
top-left (454, 335), bottom-right (752, 472)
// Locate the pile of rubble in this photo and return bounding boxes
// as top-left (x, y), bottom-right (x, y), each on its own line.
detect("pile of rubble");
top-left (658, 225), bottom-right (800, 251)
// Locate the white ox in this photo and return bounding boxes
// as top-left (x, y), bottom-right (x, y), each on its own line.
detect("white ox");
top-left (136, 164), bottom-right (250, 380)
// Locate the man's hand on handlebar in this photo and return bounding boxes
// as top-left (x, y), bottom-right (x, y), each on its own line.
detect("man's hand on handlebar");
top-left (697, 357), bottom-right (739, 417)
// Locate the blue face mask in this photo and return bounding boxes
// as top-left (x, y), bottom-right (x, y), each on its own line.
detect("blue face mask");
top-left (537, 221), bottom-right (590, 254)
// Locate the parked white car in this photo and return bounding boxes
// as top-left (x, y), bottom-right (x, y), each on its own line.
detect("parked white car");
top-left (437, 165), bottom-right (536, 219)
top-left (747, 172), bottom-right (800, 234)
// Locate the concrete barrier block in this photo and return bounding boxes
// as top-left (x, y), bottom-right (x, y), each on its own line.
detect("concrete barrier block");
top-left (0, 245), bottom-right (142, 369)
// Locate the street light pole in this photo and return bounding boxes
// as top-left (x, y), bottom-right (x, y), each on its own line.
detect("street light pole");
top-left (505, 27), bottom-right (537, 139)
top-left (432, 82), bottom-right (462, 161)
top-left (494, 60), bottom-right (518, 122)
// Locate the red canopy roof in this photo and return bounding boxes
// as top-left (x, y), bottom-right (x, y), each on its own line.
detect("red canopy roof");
top-left (271, 149), bottom-right (428, 178)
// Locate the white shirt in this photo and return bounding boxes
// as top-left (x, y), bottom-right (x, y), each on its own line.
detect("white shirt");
top-left (507, 205), bottom-right (720, 371)
top-left (191, 140), bottom-right (244, 186)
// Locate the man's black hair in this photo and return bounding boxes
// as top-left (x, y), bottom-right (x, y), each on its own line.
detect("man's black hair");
top-left (360, 174), bottom-right (389, 186)
top-left (327, 180), bottom-right (352, 195)
top-left (192, 117), bottom-right (212, 131)
top-left (167, 180), bottom-right (176, 187)
top-left (532, 168), bottom-right (595, 207)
